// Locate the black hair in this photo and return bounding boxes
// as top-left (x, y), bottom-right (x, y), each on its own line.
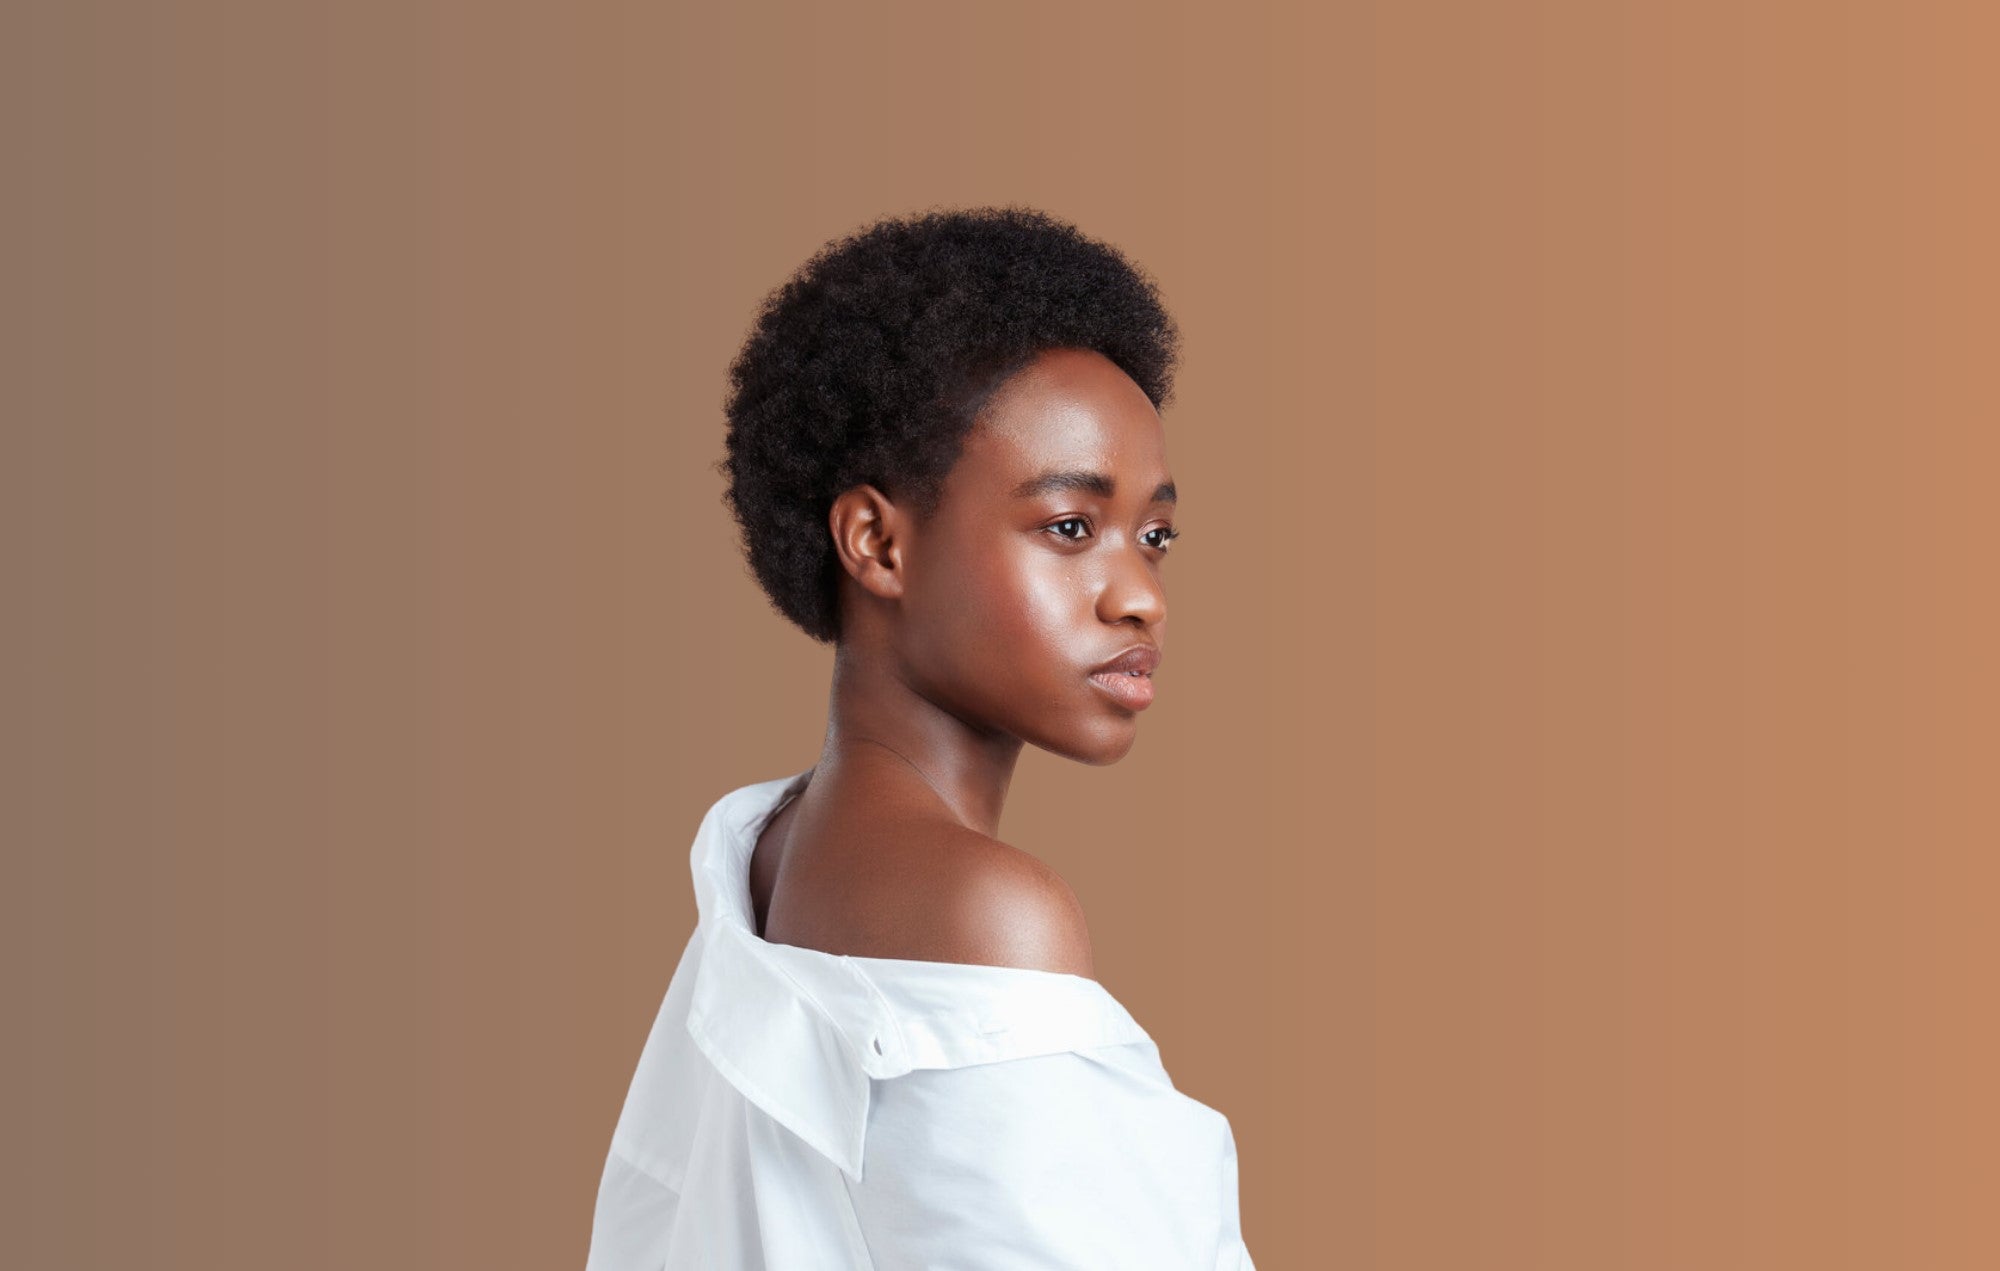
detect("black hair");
top-left (717, 204), bottom-right (1181, 645)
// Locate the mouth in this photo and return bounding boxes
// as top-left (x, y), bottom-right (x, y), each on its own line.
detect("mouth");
top-left (1087, 668), bottom-right (1156, 711)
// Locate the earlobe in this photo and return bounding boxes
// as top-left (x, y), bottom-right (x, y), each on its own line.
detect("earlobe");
top-left (829, 484), bottom-right (904, 602)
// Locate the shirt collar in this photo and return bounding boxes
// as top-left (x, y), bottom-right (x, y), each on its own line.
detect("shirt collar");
top-left (683, 767), bottom-right (1154, 1181)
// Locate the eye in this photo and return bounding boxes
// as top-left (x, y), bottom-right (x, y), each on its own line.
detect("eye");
top-left (1044, 518), bottom-right (1181, 554)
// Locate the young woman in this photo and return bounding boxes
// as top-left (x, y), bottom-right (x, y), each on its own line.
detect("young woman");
top-left (587, 206), bottom-right (1255, 1269)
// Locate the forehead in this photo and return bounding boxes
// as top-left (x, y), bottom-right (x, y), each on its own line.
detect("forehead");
top-left (953, 349), bottom-right (1168, 490)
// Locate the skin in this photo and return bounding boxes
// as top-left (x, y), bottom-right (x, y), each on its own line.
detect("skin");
top-left (749, 346), bottom-right (1179, 981)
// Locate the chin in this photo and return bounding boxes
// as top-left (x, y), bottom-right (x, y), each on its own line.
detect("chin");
top-left (1036, 720), bottom-right (1140, 767)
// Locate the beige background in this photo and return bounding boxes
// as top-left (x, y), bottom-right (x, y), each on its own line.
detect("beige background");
top-left (9, 2), bottom-right (1998, 1267)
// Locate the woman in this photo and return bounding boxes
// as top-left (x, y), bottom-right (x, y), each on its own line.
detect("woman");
top-left (586, 206), bottom-right (1255, 1269)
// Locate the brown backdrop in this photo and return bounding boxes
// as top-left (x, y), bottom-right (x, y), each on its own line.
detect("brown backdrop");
top-left (10, 2), bottom-right (1998, 1267)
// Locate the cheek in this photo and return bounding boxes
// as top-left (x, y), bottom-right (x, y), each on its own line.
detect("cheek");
top-left (925, 538), bottom-right (1086, 652)
top-left (1011, 563), bottom-right (1086, 644)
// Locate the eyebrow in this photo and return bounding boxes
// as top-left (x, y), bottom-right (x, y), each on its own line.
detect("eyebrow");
top-left (1009, 468), bottom-right (1178, 506)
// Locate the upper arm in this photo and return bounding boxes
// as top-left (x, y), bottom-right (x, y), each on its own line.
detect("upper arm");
top-left (939, 839), bottom-right (1097, 979)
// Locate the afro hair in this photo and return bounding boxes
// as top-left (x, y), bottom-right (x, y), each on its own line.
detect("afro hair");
top-left (717, 204), bottom-right (1182, 645)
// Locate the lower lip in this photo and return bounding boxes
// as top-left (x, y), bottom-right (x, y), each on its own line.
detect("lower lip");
top-left (1088, 670), bottom-right (1156, 711)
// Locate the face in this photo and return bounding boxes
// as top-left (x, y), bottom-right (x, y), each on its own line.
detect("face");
top-left (894, 347), bottom-right (1179, 764)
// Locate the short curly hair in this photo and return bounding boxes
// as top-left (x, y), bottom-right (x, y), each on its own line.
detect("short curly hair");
top-left (717, 204), bottom-right (1182, 645)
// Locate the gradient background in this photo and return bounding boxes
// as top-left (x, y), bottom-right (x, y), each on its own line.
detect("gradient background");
top-left (9, 2), bottom-right (1998, 1268)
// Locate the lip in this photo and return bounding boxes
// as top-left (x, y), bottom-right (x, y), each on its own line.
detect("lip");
top-left (1089, 645), bottom-right (1161, 676)
top-left (1088, 668), bottom-right (1157, 711)
top-left (1086, 644), bottom-right (1161, 712)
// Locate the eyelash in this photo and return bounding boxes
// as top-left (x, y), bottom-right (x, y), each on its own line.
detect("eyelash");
top-left (1046, 517), bottom-right (1181, 553)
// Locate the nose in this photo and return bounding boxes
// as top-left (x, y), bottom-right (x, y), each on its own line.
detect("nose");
top-left (1096, 540), bottom-right (1167, 629)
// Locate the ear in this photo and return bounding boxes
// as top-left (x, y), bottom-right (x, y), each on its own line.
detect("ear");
top-left (829, 483), bottom-right (905, 603)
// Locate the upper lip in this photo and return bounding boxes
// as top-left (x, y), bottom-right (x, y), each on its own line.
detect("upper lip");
top-left (1090, 644), bottom-right (1161, 676)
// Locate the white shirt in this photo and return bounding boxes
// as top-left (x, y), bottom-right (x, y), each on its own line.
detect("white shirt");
top-left (585, 768), bottom-right (1257, 1270)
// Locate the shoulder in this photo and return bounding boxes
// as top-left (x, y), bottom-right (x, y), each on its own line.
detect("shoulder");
top-left (764, 806), bottom-right (1097, 979)
top-left (926, 829), bottom-right (1096, 980)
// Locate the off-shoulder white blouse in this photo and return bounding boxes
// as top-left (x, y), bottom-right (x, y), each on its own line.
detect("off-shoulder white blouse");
top-left (584, 768), bottom-right (1256, 1269)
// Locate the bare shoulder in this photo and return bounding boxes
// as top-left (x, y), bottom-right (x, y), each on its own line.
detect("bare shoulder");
top-left (927, 829), bottom-right (1097, 980)
top-left (764, 808), bottom-right (1097, 979)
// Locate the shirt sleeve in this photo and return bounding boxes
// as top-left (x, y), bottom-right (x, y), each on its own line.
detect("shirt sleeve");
top-left (845, 1043), bottom-right (1255, 1271)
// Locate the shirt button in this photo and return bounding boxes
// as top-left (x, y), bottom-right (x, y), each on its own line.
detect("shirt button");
top-left (872, 1036), bottom-right (885, 1054)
